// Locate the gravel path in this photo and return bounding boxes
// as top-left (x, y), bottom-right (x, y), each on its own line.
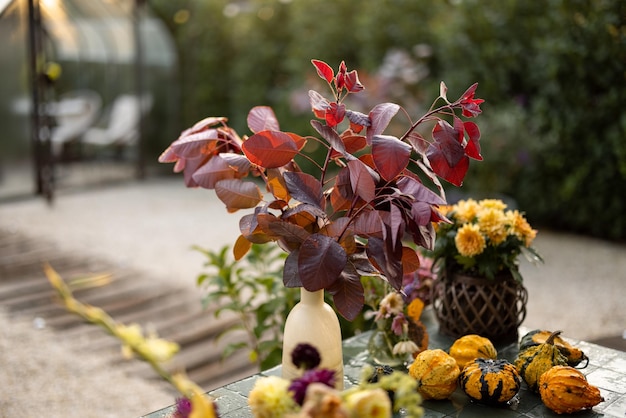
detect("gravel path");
top-left (0, 309), bottom-right (174, 418)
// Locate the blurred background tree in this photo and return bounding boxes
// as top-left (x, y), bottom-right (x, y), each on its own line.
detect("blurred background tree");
top-left (150, 0), bottom-right (625, 240)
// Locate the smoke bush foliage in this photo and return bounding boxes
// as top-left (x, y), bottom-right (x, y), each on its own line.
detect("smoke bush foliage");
top-left (152, 0), bottom-right (625, 239)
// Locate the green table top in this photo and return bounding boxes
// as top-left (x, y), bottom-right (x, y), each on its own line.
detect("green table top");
top-left (143, 310), bottom-right (626, 418)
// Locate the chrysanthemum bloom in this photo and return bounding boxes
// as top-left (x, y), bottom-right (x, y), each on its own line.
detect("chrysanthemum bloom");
top-left (454, 223), bottom-right (486, 257)
top-left (477, 207), bottom-right (508, 245)
top-left (452, 199), bottom-right (480, 223)
top-left (344, 388), bottom-right (392, 418)
top-left (506, 210), bottom-right (537, 247)
top-left (478, 199), bottom-right (507, 210)
top-left (248, 376), bottom-right (298, 418)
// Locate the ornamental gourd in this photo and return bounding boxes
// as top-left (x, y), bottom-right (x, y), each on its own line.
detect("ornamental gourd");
top-left (449, 334), bottom-right (497, 370)
top-left (519, 329), bottom-right (589, 368)
top-left (514, 330), bottom-right (568, 392)
top-left (459, 358), bottom-right (522, 404)
top-left (408, 349), bottom-right (460, 400)
top-left (539, 365), bottom-right (604, 414)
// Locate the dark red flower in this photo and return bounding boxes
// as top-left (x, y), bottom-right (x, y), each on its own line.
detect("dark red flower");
top-left (291, 343), bottom-right (321, 370)
top-left (288, 368), bottom-right (336, 405)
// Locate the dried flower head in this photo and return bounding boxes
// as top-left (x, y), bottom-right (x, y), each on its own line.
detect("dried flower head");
top-left (291, 343), bottom-right (321, 371)
top-left (289, 369), bottom-right (337, 405)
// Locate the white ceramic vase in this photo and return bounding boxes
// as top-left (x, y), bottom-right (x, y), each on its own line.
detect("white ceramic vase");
top-left (281, 288), bottom-right (344, 389)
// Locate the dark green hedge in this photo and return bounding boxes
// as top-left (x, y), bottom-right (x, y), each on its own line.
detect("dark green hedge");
top-left (151, 0), bottom-right (626, 240)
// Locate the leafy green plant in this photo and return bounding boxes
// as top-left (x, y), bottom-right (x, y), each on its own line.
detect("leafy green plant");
top-left (160, 59), bottom-right (485, 322)
top-left (195, 244), bottom-right (298, 370)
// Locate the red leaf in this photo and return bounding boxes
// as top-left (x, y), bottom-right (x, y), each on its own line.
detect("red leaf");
top-left (325, 102), bottom-right (346, 127)
top-left (170, 128), bottom-right (220, 158)
top-left (327, 264), bottom-right (364, 321)
top-left (283, 172), bottom-right (324, 208)
top-left (311, 120), bottom-right (347, 157)
top-left (283, 251), bottom-right (302, 287)
top-left (218, 153), bottom-right (252, 175)
top-left (257, 214), bottom-right (310, 248)
top-left (341, 133), bottom-right (367, 155)
top-left (309, 90), bottom-right (330, 118)
top-left (298, 234), bottom-right (347, 291)
top-left (367, 103), bottom-right (400, 144)
top-left (347, 160), bottom-right (376, 203)
top-left (345, 69), bottom-right (364, 93)
top-left (242, 130), bottom-right (299, 168)
top-left (353, 210), bottom-right (384, 238)
top-left (366, 236), bottom-right (403, 290)
top-left (247, 106), bottom-right (280, 133)
top-left (463, 121), bottom-right (482, 160)
top-left (192, 154), bottom-right (236, 189)
top-left (372, 134), bottom-right (411, 181)
top-left (215, 179), bottom-right (263, 210)
top-left (396, 176), bottom-right (446, 205)
top-left (238, 212), bottom-right (273, 244)
top-left (401, 247), bottom-right (421, 275)
top-left (432, 120), bottom-right (465, 166)
top-left (311, 59), bottom-right (334, 83)
top-left (406, 131), bottom-right (429, 154)
top-left (427, 149), bottom-right (470, 187)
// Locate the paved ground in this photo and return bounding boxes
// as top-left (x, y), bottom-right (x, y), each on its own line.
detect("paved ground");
top-left (1, 177), bottom-right (625, 417)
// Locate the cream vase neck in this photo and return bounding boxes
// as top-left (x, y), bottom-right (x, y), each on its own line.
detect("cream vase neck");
top-left (281, 288), bottom-right (344, 390)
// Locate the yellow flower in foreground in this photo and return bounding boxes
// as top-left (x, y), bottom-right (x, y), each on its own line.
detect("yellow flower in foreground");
top-left (172, 374), bottom-right (217, 418)
top-left (455, 223), bottom-right (486, 257)
top-left (248, 376), bottom-right (298, 418)
top-left (477, 207), bottom-right (508, 245)
top-left (344, 388), bottom-right (392, 418)
top-left (140, 337), bottom-right (180, 363)
top-left (506, 210), bottom-right (537, 247)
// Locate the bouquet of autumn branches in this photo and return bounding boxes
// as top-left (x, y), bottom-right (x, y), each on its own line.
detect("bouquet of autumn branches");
top-left (160, 59), bottom-right (484, 321)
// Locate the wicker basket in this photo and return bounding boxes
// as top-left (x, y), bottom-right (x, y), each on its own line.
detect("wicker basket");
top-left (432, 270), bottom-right (528, 343)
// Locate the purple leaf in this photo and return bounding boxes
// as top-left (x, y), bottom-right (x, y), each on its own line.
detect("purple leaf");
top-left (372, 134), bottom-right (411, 181)
top-left (298, 234), bottom-right (347, 291)
top-left (283, 172), bottom-right (324, 208)
top-left (367, 103), bottom-right (400, 145)
top-left (247, 106), bottom-right (280, 133)
top-left (347, 160), bottom-right (376, 203)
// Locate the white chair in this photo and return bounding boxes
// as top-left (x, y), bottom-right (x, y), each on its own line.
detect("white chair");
top-left (49, 90), bottom-right (102, 156)
top-left (82, 94), bottom-right (152, 148)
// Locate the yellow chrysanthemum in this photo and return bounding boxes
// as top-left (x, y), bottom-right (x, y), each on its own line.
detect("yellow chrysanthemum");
top-left (477, 207), bottom-right (508, 245)
top-left (406, 298), bottom-right (424, 323)
top-left (478, 199), bottom-right (507, 211)
top-left (344, 388), bottom-right (392, 418)
top-left (506, 210), bottom-right (537, 247)
top-left (454, 223), bottom-right (486, 257)
top-left (248, 376), bottom-right (298, 418)
top-left (452, 199), bottom-right (480, 224)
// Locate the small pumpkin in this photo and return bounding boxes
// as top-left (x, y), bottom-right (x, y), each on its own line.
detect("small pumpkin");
top-left (459, 358), bottom-right (522, 404)
top-left (408, 349), bottom-right (460, 400)
top-left (539, 365), bottom-right (604, 414)
top-left (449, 334), bottom-right (497, 370)
top-left (514, 330), bottom-right (568, 392)
top-left (520, 329), bottom-right (589, 368)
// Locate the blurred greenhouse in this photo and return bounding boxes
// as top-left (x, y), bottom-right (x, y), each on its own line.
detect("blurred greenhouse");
top-left (0, 0), bottom-right (177, 201)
